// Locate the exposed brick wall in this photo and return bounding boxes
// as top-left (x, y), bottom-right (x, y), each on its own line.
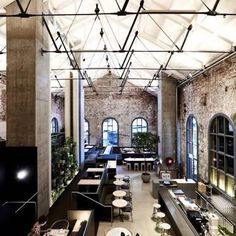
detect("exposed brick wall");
top-left (178, 58), bottom-right (236, 181)
top-left (85, 73), bottom-right (157, 146)
top-left (51, 94), bottom-right (64, 132)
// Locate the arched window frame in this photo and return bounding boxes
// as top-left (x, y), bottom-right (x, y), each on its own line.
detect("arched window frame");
top-left (209, 113), bottom-right (236, 198)
top-left (51, 117), bottom-right (59, 133)
top-left (84, 119), bottom-right (90, 144)
top-left (102, 117), bottom-right (119, 146)
top-left (186, 115), bottom-right (198, 181)
top-left (131, 117), bottom-right (148, 138)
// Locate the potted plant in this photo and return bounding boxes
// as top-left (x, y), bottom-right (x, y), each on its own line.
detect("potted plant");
top-left (132, 132), bottom-right (158, 183)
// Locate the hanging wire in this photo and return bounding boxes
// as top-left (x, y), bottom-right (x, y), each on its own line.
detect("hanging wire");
top-left (115, 0), bottom-right (121, 11)
top-left (143, 7), bottom-right (180, 50)
top-left (87, 37), bottom-right (103, 68)
top-left (82, 15), bottom-right (98, 49)
top-left (137, 36), bottom-right (161, 66)
top-left (98, 0), bottom-right (122, 49)
top-left (65, 0), bottom-right (84, 38)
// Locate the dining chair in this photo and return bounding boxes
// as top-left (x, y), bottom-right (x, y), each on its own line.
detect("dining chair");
top-left (122, 201), bottom-right (133, 221)
top-left (123, 190), bottom-right (132, 202)
top-left (50, 219), bottom-right (69, 229)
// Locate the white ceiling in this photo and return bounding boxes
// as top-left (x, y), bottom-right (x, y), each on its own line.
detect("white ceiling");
top-left (1, 0), bottom-right (236, 95)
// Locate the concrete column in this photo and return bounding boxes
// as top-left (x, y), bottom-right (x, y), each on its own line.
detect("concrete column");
top-left (6, 0), bottom-right (50, 215)
top-left (64, 68), bottom-right (84, 168)
top-left (157, 73), bottom-right (177, 166)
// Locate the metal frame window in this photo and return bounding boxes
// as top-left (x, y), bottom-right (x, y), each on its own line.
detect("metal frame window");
top-left (132, 117), bottom-right (148, 136)
top-left (186, 115), bottom-right (198, 181)
top-left (209, 114), bottom-right (235, 198)
top-left (102, 118), bottom-right (118, 146)
top-left (51, 117), bottom-right (59, 133)
top-left (84, 119), bottom-right (89, 144)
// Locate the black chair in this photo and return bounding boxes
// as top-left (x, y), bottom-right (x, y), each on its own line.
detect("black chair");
top-left (123, 191), bottom-right (132, 202)
top-left (122, 202), bottom-right (133, 221)
top-left (123, 175), bottom-right (130, 183)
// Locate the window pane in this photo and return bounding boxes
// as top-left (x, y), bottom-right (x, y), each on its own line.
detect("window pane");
top-left (225, 120), bottom-right (234, 136)
top-left (217, 136), bottom-right (224, 152)
top-left (132, 118), bottom-right (148, 136)
top-left (218, 171), bottom-right (225, 191)
top-left (210, 135), bottom-right (217, 150)
top-left (210, 151), bottom-right (217, 167)
top-left (226, 157), bottom-right (234, 176)
top-left (102, 118), bottom-right (118, 146)
top-left (218, 116), bottom-right (224, 133)
top-left (226, 137), bottom-right (234, 156)
top-left (211, 119), bottom-right (217, 133)
top-left (210, 167), bottom-right (217, 186)
top-left (218, 154), bottom-right (224, 170)
top-left (226, 176), bottom-right (235, 197)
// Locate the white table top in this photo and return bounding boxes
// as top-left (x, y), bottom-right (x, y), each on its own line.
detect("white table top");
top-left (113, 180), bottom-right (125, 186)
top-left (44, 229), bottom-right (69, 236)
top-left (107, 160), bottom-right (116, 168)
top-left (86, 167), bottom-right (105, 172)
top-left (112, 199), bottom-right (127, 208)
top-left (124, 157), bottom-right (155, 162)
top-left (105, 227), bottom-right (132, 236)
top-left (114, 174), bottom-right (124, 179)
top-left (113, 190), bottom-right (126, 198)
top-left (160, 223), bottom-right (171, 230)
top-left (78, 179), bottom-right (101, 185)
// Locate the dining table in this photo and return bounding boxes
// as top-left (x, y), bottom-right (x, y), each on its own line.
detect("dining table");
top-left (105, 227), bottom-right (133, 236)
top-left (112, 199), bottom-right (127, 222)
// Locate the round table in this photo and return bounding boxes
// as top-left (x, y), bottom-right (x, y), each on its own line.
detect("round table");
top-left (112, 199), bottom-right (128, 222)
top-left (114, 174), bottom-right (124, 180)
top-left (105, 227), bottom-right (132, 236)
top-left (113, 190), bottom-right (126, 198)
top-left (113, 180), bottom-right (125, 189)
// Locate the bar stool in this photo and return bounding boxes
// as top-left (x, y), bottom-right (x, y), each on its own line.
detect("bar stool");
top-left (147, 162), bottom-right (152, 171)
top-left (155, 212), bottom-right (165, 228)
top-left (127, 163), bottom-right (131, 171)
top-left (140, 162), bottom-right (145, 171)
top-left (152, 203), bottom-right (161, 215)
top-left (159, 222), bottom-right (171, 236)
top-left (134, 163), bottom-right (139, 171)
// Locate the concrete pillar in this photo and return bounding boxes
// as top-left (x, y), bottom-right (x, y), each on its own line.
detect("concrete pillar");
top-left (157, 73), bottom-right (177, 166)
top-left (64, 69), bottom-right (84, 168)
top-left (6, 0), bottom-right (50, 215)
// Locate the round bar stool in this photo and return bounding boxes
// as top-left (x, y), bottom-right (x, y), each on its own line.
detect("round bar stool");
top-left (127, 163), bottom-right (131, 171)
top-left (152, 203), bottom-right (161, 215)
top-left (159, 222), bottom-right (171, 236)
top-left (140, 162), bottom-right (145, 171)
top-left (134, 163), bottom-right (139, 171)
top-left (147, 162), bottom-right (152, 171)
top-left (155, 212), bottom-right (165, 228)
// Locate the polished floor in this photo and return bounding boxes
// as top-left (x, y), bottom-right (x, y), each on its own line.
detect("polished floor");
top-left (96, 165), bottom-right (175, 236)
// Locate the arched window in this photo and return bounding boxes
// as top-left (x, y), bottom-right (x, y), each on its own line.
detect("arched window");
top-left (186, 116), bottom-right (198, 181)
top-left (209, 114), bottom-right (235, 198)
top-left (84, 119), bottom-right (89, 144)
top-left (51, 117), bottom-right (59, 133)
top-left (102, 118), bottom-right (118, 146)
top-left (132, 117), bottom-right (148, 136)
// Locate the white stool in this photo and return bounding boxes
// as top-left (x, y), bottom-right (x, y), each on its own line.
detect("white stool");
top-left (140, 162), bottom-right (145, 171)
top-left (156, 212), bottom-right (165, 228)
top-left (147, 162), bottom-right (152, 171)
top-left (152, 203), bottom-right (161, 215)
top-left (160, 222), bottom-right (171, 236)
top-left (134, 163), bottom-right (139, 171)
top-left (127, 163), bottom-right (131, 171)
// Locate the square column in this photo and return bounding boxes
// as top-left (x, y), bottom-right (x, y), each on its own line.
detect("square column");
top-left (6, 0), bottom-right (50, 215)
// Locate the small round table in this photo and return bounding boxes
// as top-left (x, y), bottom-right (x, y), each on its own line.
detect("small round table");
top-left (160, 222), bottom-right (171, 236)
top-left (112, 199), bottom-right (127, 221)
top-left (113, 180), bottom-right (125, 189)
top-left (113, 190), bottom-right (126, 198)
top-left (105, 227), bottom-right (132, 236)
top-left (114, 174), bottom-right (124, 180)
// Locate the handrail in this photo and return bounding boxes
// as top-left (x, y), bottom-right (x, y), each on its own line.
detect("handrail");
top-left (72, 191), bottom-right (113, 222)
top-left (1, 191), bottom-right (38, 215)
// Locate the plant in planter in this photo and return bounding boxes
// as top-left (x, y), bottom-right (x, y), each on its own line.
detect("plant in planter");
top-left (132, 132), bottom-right (158, 183)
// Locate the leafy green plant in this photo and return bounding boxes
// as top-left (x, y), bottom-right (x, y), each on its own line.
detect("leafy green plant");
top-left (51, 137), bottom-right (79, 204)
top-left (132, 132), bottom-right (158, 152)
